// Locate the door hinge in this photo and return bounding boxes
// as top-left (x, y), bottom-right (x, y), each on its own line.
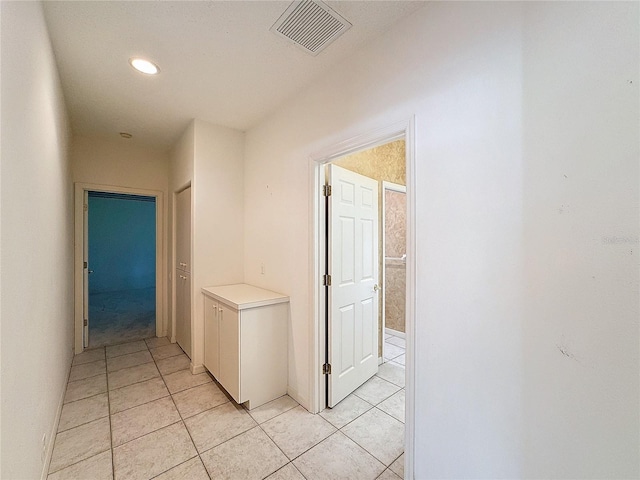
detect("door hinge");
top-left (322, 274), bottom-right (331, 286)
top-left (322, 363), bottom-right (331, 375)
top-left (83, 318), bottom-right (88, 326)
top-left (83, 203), bottom-right (88, 212)
top-left (83, 261), bottom-right (88, 269)
top-left (323, 184), bottom-right (332, 197)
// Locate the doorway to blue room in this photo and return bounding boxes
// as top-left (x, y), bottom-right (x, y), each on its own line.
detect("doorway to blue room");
top-left (87, 191), bottom-right (156, 347)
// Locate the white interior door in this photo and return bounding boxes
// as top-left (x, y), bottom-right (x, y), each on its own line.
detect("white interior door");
top-left (175, 187), bottom-right (191, 357)
top-left (327, 164), bottom-right (379, 407)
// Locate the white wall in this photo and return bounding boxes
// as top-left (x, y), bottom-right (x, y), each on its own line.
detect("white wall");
top-left (244, 1), bottom-right (638, 478)
top-left (169, 120), bottom-right (244, 370)
top-left (191, 120), bottom-right (244, 369)
top-left (170, 122), bottom-right (194, 192)
top-left (169, 122), bottom-right (195, 341)
top-left (0, 2), bottom-right (74, 478)
top-left (521, 2), bottom-right (639, 478)
top-left (71, 134), bottom-right (170, 338)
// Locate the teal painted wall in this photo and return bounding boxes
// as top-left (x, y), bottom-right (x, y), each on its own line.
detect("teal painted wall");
top-left (88, 193), bottom-right (156, 293)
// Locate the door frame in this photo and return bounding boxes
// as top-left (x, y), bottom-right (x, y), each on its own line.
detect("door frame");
top-left (381, 181), bottom-right (407, 357)
top-left (326, 164), bottom-right (381, 408)
top-left (171, 183), bottom-right (192, 350)
top-left (308, 117), bottom-right (416, 477)
top-left (73, 182), bottom-right (165, 353)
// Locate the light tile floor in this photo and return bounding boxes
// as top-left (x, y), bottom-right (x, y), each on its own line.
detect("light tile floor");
top-left (49, 335), bottom-right (406, 480)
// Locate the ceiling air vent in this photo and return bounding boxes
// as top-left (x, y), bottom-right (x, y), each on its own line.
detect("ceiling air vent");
top-left (271, 0), bottom-right (352, 56)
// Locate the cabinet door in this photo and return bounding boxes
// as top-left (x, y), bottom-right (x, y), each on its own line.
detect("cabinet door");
top-left (175, 187), bottom-right (191, 272)
top-left (175, 270), bottom-right (191, 358)
top-left (204, 296), bottom-right (220, 378)
top-left (218, 303), bottom-right (240, 403)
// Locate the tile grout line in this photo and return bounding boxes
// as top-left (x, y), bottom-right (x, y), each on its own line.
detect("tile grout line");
top-left (110, 392), bottom-right (172, 416)
top-left (254, 418), bottom-right (298, 475)
top-left (104, 344), bottom-right (148, 359)
top-left (60, 389), bottom-right (107, 406)
top-left (52, 340), bottom-right (187, 478)
top-left (189, 400), bottom-right (259, 454)
top-left (47, 447), bottom-right (113, 476)
top-left (334, 429), bottom-right (388, 473)
top-left (319, 377), bottom-right (406, 472)
top-left (333, 428), bottom-right (390, 471)
top-left (244, 396), bottom-right (299, 425)
top-left (167, 370), bottom-right (302, 477)
top-left (47, 347), bottom-right (110, 478)
top-left (257, 409), bottom-right (338, 466)
top-left (388, 451), bottom-right (404, 474)
top-left (320, 399), bottom-right (375, 430)
top-left (107, 340), bottom-right (198, 477)
top-left (343, 406), bottom-right (405, 468)
top-left (374, 371), bottom-right (406, 389)
top-left (109, 340), bottom-right (182, 476)
top-left (56, 411), bottom-right (110, 435)
top-left (147, 340), bottom-right (213, 479)
top-left (265, 462), bottom-right (308, 480)
top-left (103, 346), bottom-right (117, 480)
top-left (61, 338), bottom-right (405, 479)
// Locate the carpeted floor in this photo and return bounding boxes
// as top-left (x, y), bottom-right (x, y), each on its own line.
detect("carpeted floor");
top-left (88, 287), bottom-right (156, 347)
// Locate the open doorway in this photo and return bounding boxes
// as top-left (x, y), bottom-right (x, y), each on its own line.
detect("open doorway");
top-left (311, 119), bottom-right (415, 477)
top-left (87, 191), bottom-right (156, 347)
top-left (74, 183), bottom-right (165, 354)
top-left (323, 139), bottom-right (407, 402)
top-left (382, 182), bottom-right (407, 364)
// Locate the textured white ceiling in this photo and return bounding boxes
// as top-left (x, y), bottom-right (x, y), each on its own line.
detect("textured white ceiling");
top-left (42, 1), bottom-right (425, 150)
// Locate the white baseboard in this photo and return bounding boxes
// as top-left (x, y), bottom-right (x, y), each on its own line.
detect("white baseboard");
top-left (385, 327), bottom-right (405, 339)
top-left (190, 363), bottom-right (206, 375)
top-left (41, 358), bottom-right (72, 480)
top-left (287, 386), bottom-right (309, 412)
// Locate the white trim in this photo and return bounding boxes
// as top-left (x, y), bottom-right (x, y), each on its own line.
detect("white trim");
top-left (74, 182), bottom-right (165, 353)
top-left (286, 385), bottom-right (306, 408)
top-left (309, 117), bottom-right (416, 479)
top-left (310, 120), bottom-right (407, 165)
top-left (190, 363), bottom-right (206, 375)
top-left (308, 160), bottom-right (323, 414)
top-left (170, 182), bottom-right (191, 345)
top-left (381, 180), bottom-right (407, 355)
top-left (385, 327), bottom-right (406, 340)
top-left (404, 116), bottom-right (417, 479)
top-left (40, 355), bottom-right (72, 480)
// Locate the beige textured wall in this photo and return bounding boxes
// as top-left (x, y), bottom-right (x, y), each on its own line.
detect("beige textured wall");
top-left (334, 139), bottom-right (406, 355)
top-left (384, 189), bottom-right (407, 333)
top-left (335, 140), bottom-right (406, 185)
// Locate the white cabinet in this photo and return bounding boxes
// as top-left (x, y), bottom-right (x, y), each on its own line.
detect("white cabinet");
top-left (202, 284), bottom-right (289, 410)
top-left (218, 302), bottom-right (240, 401)
top-left (203, 295), bottom-right (220, 378)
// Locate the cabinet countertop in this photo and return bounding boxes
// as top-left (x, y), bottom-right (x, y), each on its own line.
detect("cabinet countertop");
top-left (202, 283), bottom-right (289, 310)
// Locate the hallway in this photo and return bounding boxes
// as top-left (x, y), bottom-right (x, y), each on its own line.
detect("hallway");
top-left (48, 338), bottom-right (406, 480)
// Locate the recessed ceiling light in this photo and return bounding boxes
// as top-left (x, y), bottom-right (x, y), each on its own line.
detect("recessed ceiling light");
top-left (129, 57), bottom-right (160, 75)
